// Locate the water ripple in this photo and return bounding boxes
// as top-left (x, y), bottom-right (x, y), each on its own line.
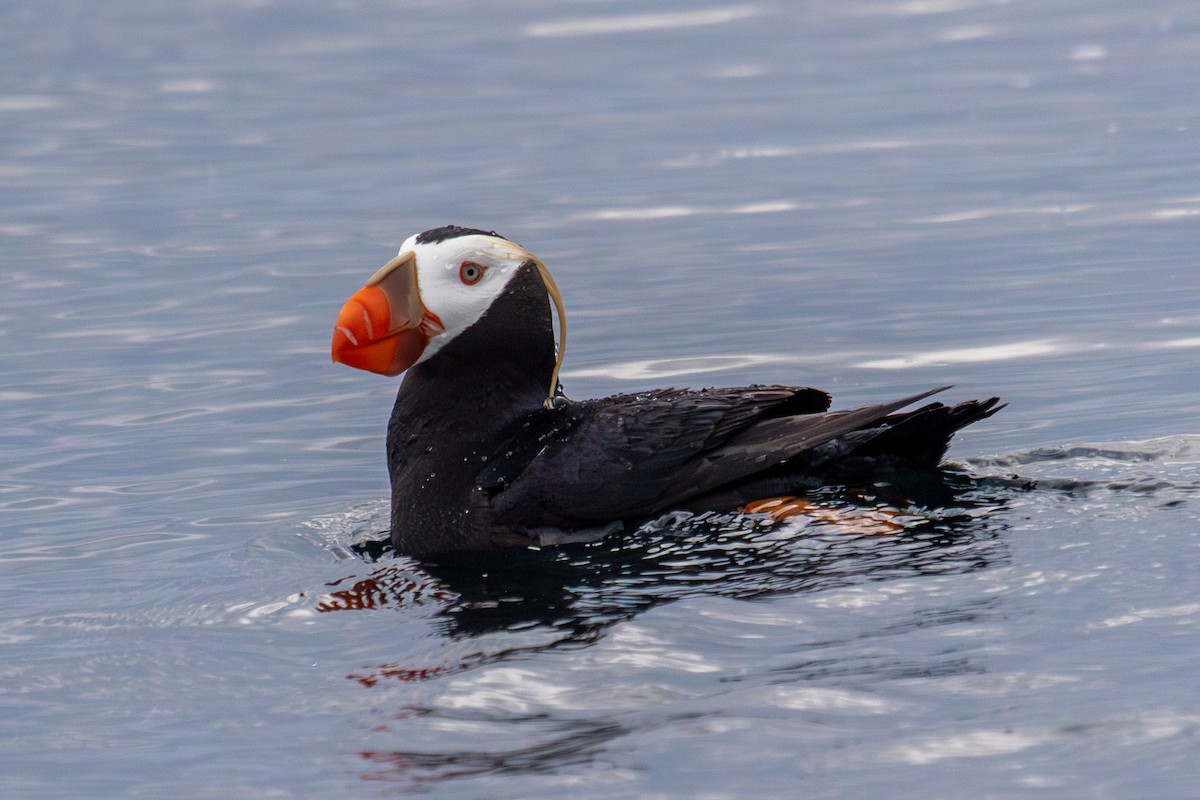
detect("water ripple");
top-left (526, 6), bottom-right (762, 38)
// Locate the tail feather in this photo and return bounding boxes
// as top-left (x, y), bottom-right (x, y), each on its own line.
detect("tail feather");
top-left (679, 394), bottom-right (1004, 511)
top-left (841, 397), bottom-right (1005, 469)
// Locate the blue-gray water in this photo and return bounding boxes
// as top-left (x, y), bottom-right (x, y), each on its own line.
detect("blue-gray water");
top-left (4, 1), bottom-right (1200, 797)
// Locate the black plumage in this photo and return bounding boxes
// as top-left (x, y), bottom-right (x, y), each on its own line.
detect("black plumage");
top-left (355, 237), bottom-right (1002, 557)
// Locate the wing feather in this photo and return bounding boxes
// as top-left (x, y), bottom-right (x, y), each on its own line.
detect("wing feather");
top-left (486, 386), bottom-right (940, 527)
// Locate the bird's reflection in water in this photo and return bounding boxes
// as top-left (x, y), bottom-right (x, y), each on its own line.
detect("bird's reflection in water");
top-left (316, 469), bottom-right (1012, 686)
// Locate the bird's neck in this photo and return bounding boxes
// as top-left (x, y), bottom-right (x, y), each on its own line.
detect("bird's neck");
top-left (388, 262), bottom-right (559, 454)
top-left (391, 352), bottom-right (551, 436)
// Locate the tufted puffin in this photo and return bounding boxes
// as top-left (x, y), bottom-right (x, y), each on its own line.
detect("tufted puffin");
top-left (331, 225), bottom-right (1002, 557)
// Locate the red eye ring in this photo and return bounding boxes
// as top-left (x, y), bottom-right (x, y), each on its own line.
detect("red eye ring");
top-left (459, 261), bottom-right (486, 285)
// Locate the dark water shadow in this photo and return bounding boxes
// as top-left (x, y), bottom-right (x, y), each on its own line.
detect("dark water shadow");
top-left (315, 469), bottom-right (1015, 686)
top-left (318, 470), bottom-right (1024, 789)
top-left (357, 718), bottom-right (629, 790)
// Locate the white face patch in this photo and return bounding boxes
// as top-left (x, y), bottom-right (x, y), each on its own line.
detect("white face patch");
top-left (401, 234), bottom-right (536, 364)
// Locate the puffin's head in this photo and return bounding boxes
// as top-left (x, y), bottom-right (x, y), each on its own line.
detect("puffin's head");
top-left (331, 225), bottom-right (567, 405)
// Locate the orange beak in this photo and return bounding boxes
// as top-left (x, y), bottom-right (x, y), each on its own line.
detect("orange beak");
top-left (331, 251), bottom-right (445, 376)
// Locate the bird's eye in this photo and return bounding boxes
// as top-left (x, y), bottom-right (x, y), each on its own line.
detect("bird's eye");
top-left (459, 261), bottom-right (485, 285)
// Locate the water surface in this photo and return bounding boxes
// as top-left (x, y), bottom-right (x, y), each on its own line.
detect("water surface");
top-left (4, 1), bottom-right (1200, 797)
